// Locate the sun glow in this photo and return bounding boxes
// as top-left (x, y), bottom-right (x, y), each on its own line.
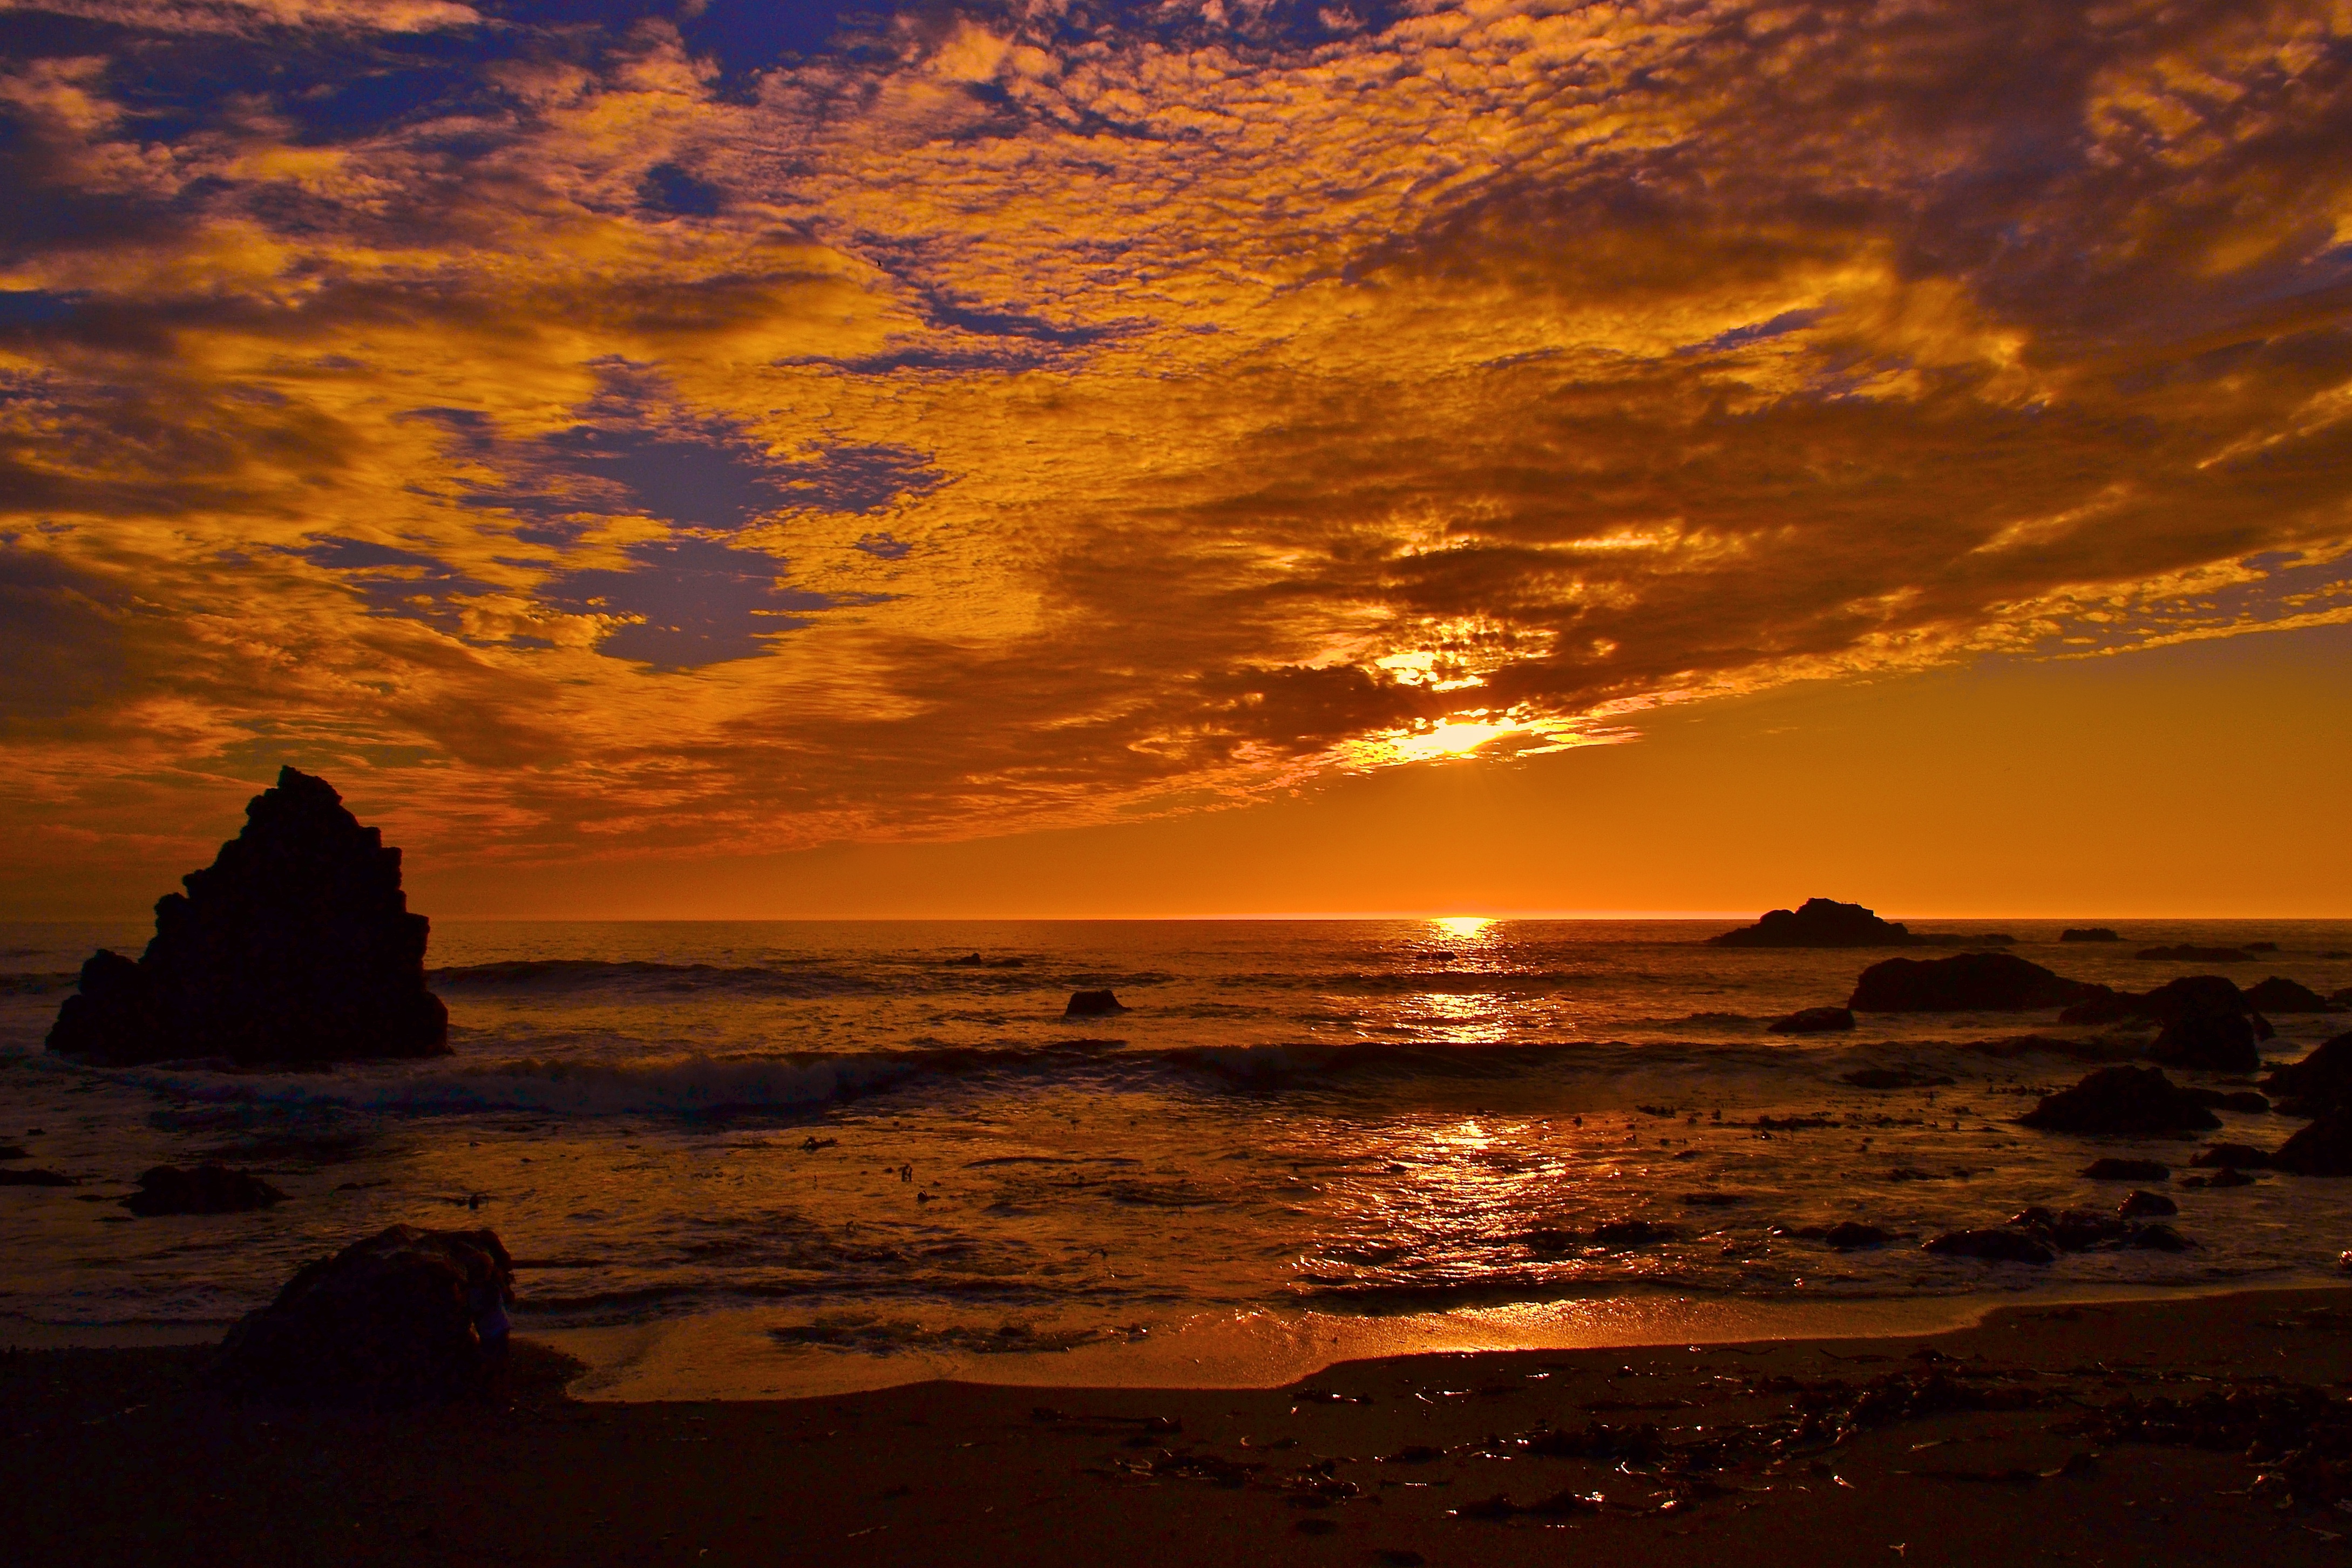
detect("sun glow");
top-left (1431, 917), bottom-right (1493, 938)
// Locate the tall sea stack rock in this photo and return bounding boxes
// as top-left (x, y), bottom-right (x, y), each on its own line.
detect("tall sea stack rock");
top-left (46, 768), bottom-right (449, 1065)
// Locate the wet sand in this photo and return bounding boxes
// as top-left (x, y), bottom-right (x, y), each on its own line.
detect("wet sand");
top-left (10, 1286), bottom-right (2352, 1566)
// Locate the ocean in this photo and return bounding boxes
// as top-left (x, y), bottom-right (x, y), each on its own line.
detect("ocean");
top-left (4, 918), bottom-right (2348, 1398)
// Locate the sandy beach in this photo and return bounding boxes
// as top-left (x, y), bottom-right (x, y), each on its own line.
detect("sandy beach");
top-left (12, 1285), bottom-right (2352, 1567)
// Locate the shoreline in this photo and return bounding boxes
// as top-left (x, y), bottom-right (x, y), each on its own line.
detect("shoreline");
top-left (12, 1273), bottom-right (2351, 1402)
top-left (11, 1283), bottom-right (2352, 1565)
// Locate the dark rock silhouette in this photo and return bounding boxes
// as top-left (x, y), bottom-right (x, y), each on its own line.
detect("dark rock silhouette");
top-left (2141, 975), bottom-right (2266, 1073)
top-left (1065, 989), bottom-right (1126, 1017)
top-left (1848, 953), bottom-right (2099, 1013)
top-left (2017, 1064), bottom-right (2220, 1133)
top-left (2243, 977), bottom-right (2337, 1014)
top-left (1707, 898), bottom-right (1913, 947)
top-left (0, 1167), bottom-right (76, 1187)
top-left (1821, 1221), bottom-right (1894, 1249)
top-left (2082, 1157), bottom-right (2170, 1181)
top-left (946, 952), bottom-right (986, 966)
top-left (122, 1163), bottom-right (286, 1216)
top-left (2118, 1189), bottom-right (2177, 1218)
top-left (2246, 942), bottom-right (2280, 953)
top-left (2274, 1110), bottom-right (2352, 1177)
top-left (1923, 1228), bottom-right (2055, 1264)
top-left (2261, 1033), bottom-right (2352, 1116)
top-left (45, 768), bottom-right (448, 1067)
top-left (211, 1224), bottom-right (516, 1405)
top-left (1767, 1005), bottom-right (1854, 1035)
top-left (2137, 945), bottom-right (2252, 962)
top-left (2189, 1143), bottom-right (2272, 1170)
top-left (2061, 928), bottom-right (2121, 942)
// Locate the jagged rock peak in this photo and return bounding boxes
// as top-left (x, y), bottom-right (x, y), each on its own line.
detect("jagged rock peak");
top-left (46, 766), bottom-right (449, 1066)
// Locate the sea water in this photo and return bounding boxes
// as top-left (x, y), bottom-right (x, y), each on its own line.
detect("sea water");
top-left (3, 919), bottom-right (2348, 1397)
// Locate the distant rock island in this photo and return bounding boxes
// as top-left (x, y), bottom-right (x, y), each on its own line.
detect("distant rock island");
top-left (1707, 897), bottom-right (2011, 948)
top-left (46, 766), bottom-right (449, 1066)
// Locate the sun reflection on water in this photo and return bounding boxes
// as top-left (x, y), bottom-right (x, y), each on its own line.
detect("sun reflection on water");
top-left (1431, 916), bottom-right (1493, 939)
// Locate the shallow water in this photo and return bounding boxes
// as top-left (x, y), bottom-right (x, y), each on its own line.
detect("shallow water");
top-left (3, 918), bottom-right (2348, 1396)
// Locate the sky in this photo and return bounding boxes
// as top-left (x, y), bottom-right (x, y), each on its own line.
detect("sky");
top-left (2, 0), bottom-right (2348, 920)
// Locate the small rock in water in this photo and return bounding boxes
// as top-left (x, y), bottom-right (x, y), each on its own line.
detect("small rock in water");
top-left (1589, 1219), bottom-right (1681, 1247)
top-left (1923, 1228), bottom-right (2056, 1265)
top-left (2060, 928), bottom-right (2121, 943)
top-left (1768, 1006), bottom-right (1855, 1034)
top-left (2117, 1189), bottom-right (2178, 1218)
top-left (1849, 952), bottom-right (2102, 1013)
top-left (1821, 1221), bottom-right (1894, 1250)
top-left (2141, 976), bottom-right (2266, 1073)
top-left (2243, 977), bottom-right (2336, 1014)
top-left (0, 1144), bottom-right (26, 1160)
top-left (2189, 1143), bottom-right (2272, 1170)
top-left (0, 1167), bottom-right (77, 1187)
top-left (2081, 1157), bottom-right (2170, 1181)
top-left (2261, 1032), bottom-right (2352, 1116)
top-left (2018, 1065), bottom-right (2220, 1134)
top-left (1065, 989), bottom-right (1127, 1017)
top-left (123, 1163), bottom-right (287, 1216)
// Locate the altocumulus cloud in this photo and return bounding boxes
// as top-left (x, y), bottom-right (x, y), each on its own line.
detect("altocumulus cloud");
top-left (0, 0), bottom-right (2348, 871)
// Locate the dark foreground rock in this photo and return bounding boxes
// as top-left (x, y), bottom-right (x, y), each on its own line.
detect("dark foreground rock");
top-left (2243, 977), bottom-right (2337, 1014)
top-left (46, 768), bottom-right (448, 1067)
top-left (0, 1167), bottom-right (77, 1187)
top-left (212, 1224), bottom-right (516, 1405)
top-left (1707, 898), bottom-right (1915, 947)
top-left (2018, 1065), bottom-right (2220, 1134)
top-left (2062, 927), bottom-right (2121, 942)
top-left (1065, 989), bottom-right (1126, 1017)
top-left (2262, 1033), bottom-right (2352, 1116)
top-left (2274, 1110), bottom-right (2352, 1177)
top-left (123, 1164), bottom-right (286, 1216)
top-left (1849, 952), bottom-right (2100, 1013)
top-left (1767, 1005), bottom-right (1854, 1034)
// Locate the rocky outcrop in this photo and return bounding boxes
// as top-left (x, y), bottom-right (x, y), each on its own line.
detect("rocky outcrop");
top-left (1065, 989), bottom-right (1126, 1017)
top-left (2243, 977), bottom-right (2337, 1014)
top-left (2141, 976), bottom-right (2267, 1073)
top-left (2261, 1033), bottom-right (2352, 1116)
top-left (1767, 1006), bottom-right (1854, 1035)
top-left (2061, 928), bottom-right (2121, 942)
top-left (1708, 899), bottom-right (1915, 947)
top-left (2017, 1065), bottom-right (2220, 1134)
top-left (2118, 1189), bottom-right (2177, 1218)
top-left (211, 1224), bottom-right (516, 1405)
top-left (2274, 1110), bottom-right (2352, 1177)
top-left (45, 768), bottom-right (449, 1067)
top-left (1849, 953), bottom-right (2101, 1013)
top-left (2276, 1109), bottom-right (2352, 1185)
top-left (2189, 1143), bottom-right (2272, 1170)
top-left (122, 1164), bottom-right (286, 1216)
